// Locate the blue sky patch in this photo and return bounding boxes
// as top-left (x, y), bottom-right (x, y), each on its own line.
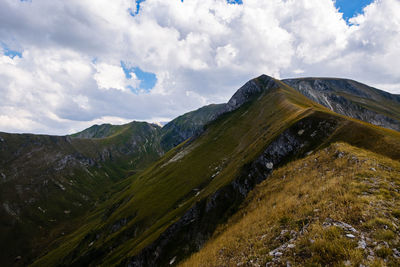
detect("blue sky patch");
top-left (227, 0), bottom-right (243, 4)
top-left (121, 62), bottom-right (157, 93)
top-left (335, 0), bottom-right (374, 20)
top-left (1, 43), bottom-right (22, 59)
top-left (129, 0), bottom-right (146, 16)
top-left (128, 0), bottom-right (370, 19)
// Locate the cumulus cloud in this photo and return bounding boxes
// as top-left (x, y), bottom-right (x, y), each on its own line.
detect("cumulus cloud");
top-left (94, 62), bottom-right (140, 91)
top-left (0, 0), bottom-right (399, 134)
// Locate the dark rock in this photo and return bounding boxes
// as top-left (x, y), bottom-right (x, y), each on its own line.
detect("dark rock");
top-left (227, 75), bottom-right (279, 112)
top-left (110, 217), bottom-right (133, 233)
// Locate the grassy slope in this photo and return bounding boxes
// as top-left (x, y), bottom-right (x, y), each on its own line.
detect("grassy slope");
top-left (70, 122), bottom-right (132, 139)
top-left (0, 122), bottom-right (162, 266)
top-left (160, 103), bottom-right (227, 151)
top-left (181, 143), bottom-right (400, 267)
top-left (33, 79), bottom-right (400, 266)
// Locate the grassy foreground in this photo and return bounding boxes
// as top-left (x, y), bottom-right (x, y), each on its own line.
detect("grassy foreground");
top-left (181, 143), bottom-right (400, 267)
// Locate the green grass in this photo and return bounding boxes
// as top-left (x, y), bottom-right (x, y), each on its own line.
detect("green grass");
top-left (70, 122), bottom-right (136, 139)
top-left (160, 103), bottom-right (227, 150)
top-left (0, 121), bottom-right (165, 266)
top-left (33, 78), bottom-right (400, 266)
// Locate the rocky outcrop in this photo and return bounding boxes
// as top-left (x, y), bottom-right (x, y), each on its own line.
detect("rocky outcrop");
top-left (283, 78), bottom-right (400, 131)
top-left (227, 75), bottom-right (279, 112)
top-left (123, 113), bottom-right (340, 267)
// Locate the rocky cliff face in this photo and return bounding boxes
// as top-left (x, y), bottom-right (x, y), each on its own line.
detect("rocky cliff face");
top-left (226, 75), bottom-right (280, 112)
top-left (283, 78), bottom-right (400, 131)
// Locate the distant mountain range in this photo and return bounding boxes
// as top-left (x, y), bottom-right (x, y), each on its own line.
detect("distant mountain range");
top-left (1, 75), bottom-right (399, 266)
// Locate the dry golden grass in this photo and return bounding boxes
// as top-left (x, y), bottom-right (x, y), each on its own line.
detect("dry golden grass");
top-left (181, 143), bottom-right (400, 267)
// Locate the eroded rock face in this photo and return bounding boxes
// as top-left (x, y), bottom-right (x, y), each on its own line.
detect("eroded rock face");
top-left (283, 78), bottom-right (400, 131)
top-left (227, 75), bottom-right (280, 112)
top-left (123, 114), bottom-right (340, 267)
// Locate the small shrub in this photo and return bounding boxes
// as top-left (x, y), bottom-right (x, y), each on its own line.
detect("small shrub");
top-left (308, 227), bottom-right (354, 265)
top-left (364, 217), bottom-right (392, 230)
top-left (392, 209), bottom-right (400, 219)
top-left (376, 247), bottom-right (392, 258)
top-left (279, 216), bottom-right (291, 226)
top-left (344, 205), bottom-right (363, 225)
top-left (296, 238), bottom-right (312, 260)
top-left (296, 218), bottom-right (310, 229)
top-left (374, 229), bottom-right (395, 241)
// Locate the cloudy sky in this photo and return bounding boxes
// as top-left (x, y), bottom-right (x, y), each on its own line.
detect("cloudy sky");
top-left (1, 0), bottom-right (399, 135)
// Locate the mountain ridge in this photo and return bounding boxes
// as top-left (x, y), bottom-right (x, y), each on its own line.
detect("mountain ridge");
top-left (71, 75), bottom-right (400, 139)
top-left (30, 75), bottom-right (400, 266)
top-left (283, 77), bottom-right (400, 131)
top-left (1, 74), bottom-right (400, 266)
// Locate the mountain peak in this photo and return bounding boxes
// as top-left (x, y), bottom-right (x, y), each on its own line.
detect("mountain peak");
top-left (226, 74), bottom-right (279, 112)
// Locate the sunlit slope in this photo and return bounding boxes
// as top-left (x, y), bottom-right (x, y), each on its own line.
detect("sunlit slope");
top-left (181, 142), bottom-right (400, 266)
top-left (33, 76), bottom-right (400, 266)
top-left (70, 123), bottom-right (133, 139)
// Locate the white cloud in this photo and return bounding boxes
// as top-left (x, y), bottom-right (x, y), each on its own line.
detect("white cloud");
top-left (216, 44), bottom-right (238, 67)
top-left (0, 0), bottom-right (399, 135)
top-left (94, 62), bottom-right (139, 91)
